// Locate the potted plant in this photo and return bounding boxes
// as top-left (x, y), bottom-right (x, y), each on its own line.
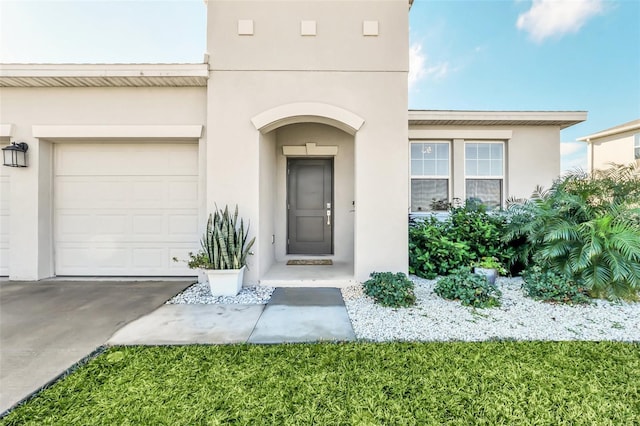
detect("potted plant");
top-left (177, 205), bottom-right (255, 297)
top-left (472, 256), bottom-right (506, 285)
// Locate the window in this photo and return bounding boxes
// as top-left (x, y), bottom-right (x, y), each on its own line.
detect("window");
top-left (465, 142), bottom-right (504, 209)
top-left (635, 133), bottom-right (640, 160)
top-left (411, 141), bottom-right (450, 211)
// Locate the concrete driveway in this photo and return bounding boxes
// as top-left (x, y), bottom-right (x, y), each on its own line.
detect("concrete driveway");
top-left (0, 279), bottom-right (193, 414)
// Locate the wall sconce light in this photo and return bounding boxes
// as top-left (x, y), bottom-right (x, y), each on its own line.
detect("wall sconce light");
top-left (2, 142), bottom-right (29, 167)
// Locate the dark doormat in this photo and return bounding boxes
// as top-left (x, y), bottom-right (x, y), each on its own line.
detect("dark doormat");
top-left (286, 259), bottom-right (333, 266)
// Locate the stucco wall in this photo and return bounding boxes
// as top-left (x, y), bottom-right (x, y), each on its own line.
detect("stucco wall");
top-left (590, 132), bottom-right (636, 172)
top-left (258, 131), bottom-right (277, 277)
top-left (207, 71), bottom-right (408, 283)
top-left (207, 0), bottom-right (408, 72)
top-left (206, 0), bottom-right (409, 283)
top-left (0, 86), bottom-right (207, 279)
top-left (408, 124), bottom-right (562, 203)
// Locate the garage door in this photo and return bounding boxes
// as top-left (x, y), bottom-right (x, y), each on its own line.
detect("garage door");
top-left (54, 143), bottom-right (199, 276)
top-left (0, 172), bottom-right (9, 276)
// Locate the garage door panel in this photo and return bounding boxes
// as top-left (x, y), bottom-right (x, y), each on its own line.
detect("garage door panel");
top-left (55, 143), bottom-right (199, 276)
top-left (132, 248), bottom-right (165, 268)
top-left (168, 214), bottom-right (199, 235)
top-left (56, 243), bottom-right (196, 275)
top-left (169, 181), bottom-right (198, 202)
top-left (56, 144), bottom-right (197, 176)
top-left (57, 177), bottom-right (198, 209)
top-left (57, 210), bottom-right (199, 241)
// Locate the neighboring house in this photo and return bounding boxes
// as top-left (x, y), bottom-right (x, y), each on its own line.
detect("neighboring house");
top-left (0, 0), bottom-right (585, 284)
top-left (578, 119), bottom-right (640, 172)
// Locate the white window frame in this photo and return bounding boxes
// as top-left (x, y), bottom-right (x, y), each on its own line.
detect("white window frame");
top-left (634, 133), bottom-right (640, 160)
top-left (464, 140), bottom-right (505, 209)
top-left (410, 140), bottom-right (451, 212)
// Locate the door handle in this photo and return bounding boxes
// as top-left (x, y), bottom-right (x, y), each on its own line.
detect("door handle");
top-left (327, 209), bottom-right (331, 226)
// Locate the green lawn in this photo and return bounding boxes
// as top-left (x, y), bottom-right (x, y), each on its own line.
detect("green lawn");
top-left (3, 342), bottom-right (639, 425)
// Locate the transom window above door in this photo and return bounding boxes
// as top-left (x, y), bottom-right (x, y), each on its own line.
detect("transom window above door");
top-left (410, 141), bottom-right (450, 212)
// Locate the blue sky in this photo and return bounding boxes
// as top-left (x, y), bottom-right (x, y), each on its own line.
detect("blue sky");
top-left (1, 0), bottom-right (638, 171)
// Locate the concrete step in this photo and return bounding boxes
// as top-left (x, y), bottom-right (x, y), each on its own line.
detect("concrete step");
top-left (258, 278), bottom-right (358, 288)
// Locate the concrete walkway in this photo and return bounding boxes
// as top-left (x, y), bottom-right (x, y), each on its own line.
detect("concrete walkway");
top-left (109, 287), bottom-right (356, 345)
top-left (2, 283), bottom-right (355, 415)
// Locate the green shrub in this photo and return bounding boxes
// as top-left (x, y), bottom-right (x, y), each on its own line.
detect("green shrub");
top-left (363, 272), bottom-right (416, 308)
top-left (409, 215), bottom-right (473, 279)
top-left (504, 164), bottom-right (640, 300)
top-left (521, 265), bottom-right (590, 304)
top-left (447, 201), bottom-right (515, 266)
top-left (473, 256), bottom-right (508, 276)
top-left (409, 201), bottom-right (516, 279)
top-left (434, 268), bottom-right (501, 308)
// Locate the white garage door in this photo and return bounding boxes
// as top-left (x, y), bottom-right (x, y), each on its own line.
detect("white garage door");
top-left (54, 143), bottom-right (199, 276)
top-left (0, 172), bottom-right (9, 276)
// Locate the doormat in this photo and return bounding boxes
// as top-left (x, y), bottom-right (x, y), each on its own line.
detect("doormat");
top-left (286, 259), bottom-right (333, 266)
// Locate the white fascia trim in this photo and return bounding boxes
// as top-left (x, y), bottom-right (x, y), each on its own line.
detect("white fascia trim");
top-left (0, 63), bottom-right (209, 78)
top-left (0, 124), bottom-right (14, 138)
top-left (577, 120), bottom-right (640, 142)
top-left (32, 125), bottom-right (203, 140)
top-left (251, 102), bottom-right (365, 135)
top-left (409, 129), bottom-right (513, 140)
top-left (409, 110), bottom-right (587, 122)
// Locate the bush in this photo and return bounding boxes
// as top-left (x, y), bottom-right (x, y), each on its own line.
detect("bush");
top-left (409, 201), bottom-right (516, 279)
top-left (434, 268), bottom-right (501, 308)
top-left (409, 215), bottom-right (473, 279)
top-left (363, 272), bottom-right (416, 308)
top-left (505, 164), bottom-right (640, 300)
top-left (521, 265), bottom-right (590, 304)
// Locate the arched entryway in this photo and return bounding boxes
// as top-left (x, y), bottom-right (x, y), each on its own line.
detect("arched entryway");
top-left (251, 103), bottom-right (364, 286)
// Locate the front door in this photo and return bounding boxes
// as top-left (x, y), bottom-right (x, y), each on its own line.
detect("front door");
top-left (287, 158), bottom-right (333, 254)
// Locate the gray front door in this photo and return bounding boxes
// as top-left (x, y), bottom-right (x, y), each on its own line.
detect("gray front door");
top-left (287, 158), bottom-right (333, 254)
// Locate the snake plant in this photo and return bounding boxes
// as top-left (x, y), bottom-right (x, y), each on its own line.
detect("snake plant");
top-left (198, 204), bottom-right (256, 270)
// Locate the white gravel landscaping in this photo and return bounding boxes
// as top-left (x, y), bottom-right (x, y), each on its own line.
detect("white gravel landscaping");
top-left (167, 281), bottom-right (274, 305)
top-left (343, 275), bottom-right (640, 342)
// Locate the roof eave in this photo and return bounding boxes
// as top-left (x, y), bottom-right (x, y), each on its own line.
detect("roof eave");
top-left (0, 63), bottom-right (209, 88)
top-left (409, 110), bottom-right (588, 130)
top-left (577, 120), bottom-right (640, 142)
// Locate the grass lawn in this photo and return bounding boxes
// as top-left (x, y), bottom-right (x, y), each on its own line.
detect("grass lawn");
top-left (2, 342), bottom-right (638, 425)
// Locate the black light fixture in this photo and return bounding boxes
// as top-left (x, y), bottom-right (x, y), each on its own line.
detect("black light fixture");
top-left (2, 142), bottom-right (28, 167)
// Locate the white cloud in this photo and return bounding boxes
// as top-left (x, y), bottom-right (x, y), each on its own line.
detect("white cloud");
top-left (560, 141), bottom-right (585, 156)
top-left (409, 43), bottom-right (426, 88)
top-left (560, 141), bottom-right (587, 172)
top-left (409, 42), bottom-right (450, 89)
top-left (517, 0), bottom-right (604, 42)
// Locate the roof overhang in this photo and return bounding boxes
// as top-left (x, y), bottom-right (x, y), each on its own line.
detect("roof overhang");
top-left (577, 119), bottom-right (640, 142)
top-left (409, 110), bottom-right (587, 130)
top-left (0, 63), bottom-right (209, 87)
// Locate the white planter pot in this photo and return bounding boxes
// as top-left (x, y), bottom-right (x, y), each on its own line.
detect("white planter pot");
top-left (205, 266), bottom-right (245, 297)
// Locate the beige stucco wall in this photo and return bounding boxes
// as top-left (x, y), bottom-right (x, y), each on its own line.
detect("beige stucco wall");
top-left (258, 131), bottom-right (277, 277)
top-left (207, 0), bottom-right (408, 72)
top-left (207, 72), bottom-right (408, 283)
top-left (206, 0), bottom-right (409, 283)
top-left (589, 132), bottom-right (636, 172)
top-left (0, 86), bottom-right (207, 280)
top-left (408, 124), bottom-right (562, 203)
